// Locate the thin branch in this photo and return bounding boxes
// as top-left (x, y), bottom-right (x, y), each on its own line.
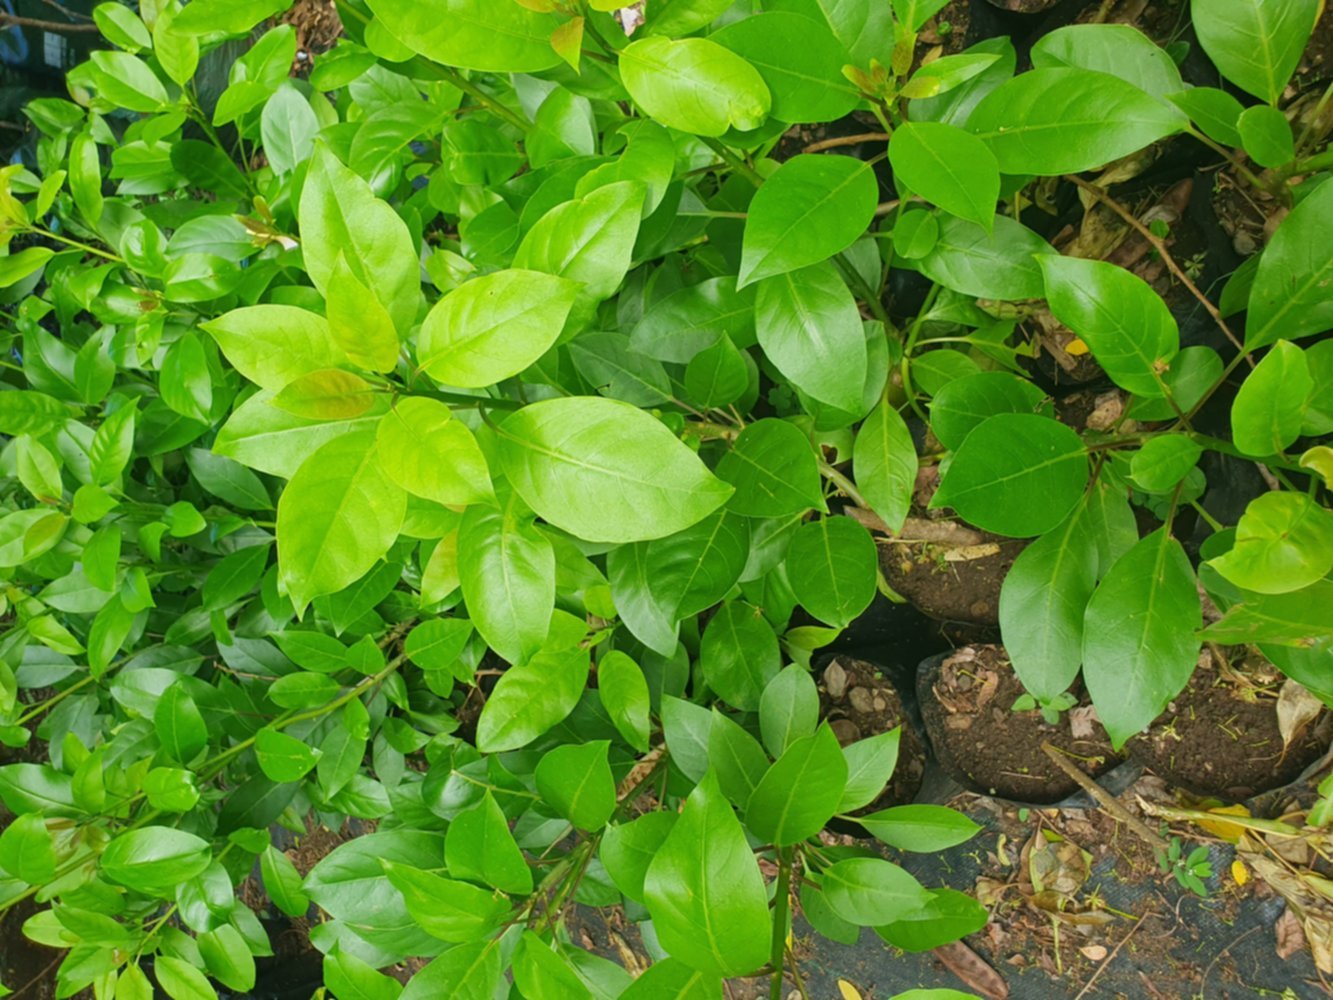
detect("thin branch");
top-left (1041, 742), bottom-right (1167, 850)
top-left (0, 12), bottom-right (100, 32)
top-left (802, 131), bottom-right (891, 154)
top-left (1064, 174), bottom-right (1249, 361)
top-left (1073, 911), bottom-right (1151, 1000)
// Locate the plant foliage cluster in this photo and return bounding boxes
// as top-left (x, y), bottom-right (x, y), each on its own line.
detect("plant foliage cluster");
top-left (0, 0), bottom-right (1329, 996)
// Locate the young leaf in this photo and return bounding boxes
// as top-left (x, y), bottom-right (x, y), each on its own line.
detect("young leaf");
top-left (745, 724), bottom-right (848, 845)
top-left (1083, 528), bottom-right (1202, 748)
top-left (1039, 255), bottom-right (1179, 398)
top-left (1230, 341), bottom-right (1313, 456)
top-left (445, 790), bottom-right (532, 895)
top-left (1246, 178), bottom-right (1333, 348)
top-left (326, 252), bottom-right (400, 373)
top-left (375, 399), bottom-right (492, 506)
top-left (1208, 493), bottom-right (1333, 595)
top-left (642, 772), bottom-right (770, 976)
top-left (838, 728), bottom-right (902, 813)
top-left (855, 805), bottom-right (981, 852)
top-left (204, 305), bottom-right (346, 393)
top-left (853, 400), bottom-right (917, 533)
top-left (889, 123), bottom-right (998, 231)
top-left (364, 0), bottom-right (562, 72)
top-left (276, 430), bottom-right (406, 614)
top-left (619, 37), bottom-right (771, 137)
top-left (759, 665), bottom-right (820, 758)
top-left (739, 155), bottom-right (878, 287)
top-left (496, 396), bottom-right (733, 544)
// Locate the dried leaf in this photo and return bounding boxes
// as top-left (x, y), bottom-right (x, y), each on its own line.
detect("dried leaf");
top-left (933, 940), bottom-right (1009, 999)
top-left (1231, 859), bottom-right (1250, 886)
top-left (1277, 679), bottom-right (1324, 750)
top-left (1080, 945), bottom-right (1108, 961)
top-left (1276, 906), bottom-right (1307, 960)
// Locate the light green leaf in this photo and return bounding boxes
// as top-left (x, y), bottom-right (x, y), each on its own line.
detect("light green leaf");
top-left (445, 791), bottom-right (533, 895)
top-left (746, 724), bottom-right (847, 845)
top-left (457, 500), bottom-right (554, 664)
top-left (1238, 104), bottom-right (1294, 168)
top-left (375, 399), bottom-right (492, 506)
top-left (759, 665), bottom-right (819, 758)
top-left (475, 639), bottom-right (589, 752)
top-left (261, 846), bottom-right (310, 918)
top-left (619, 959), bottom-right (719, 999)
top-left (0, 813), bottom-right (55, 884)
top-left (1083, 528), bottom-right (1201, 748)
top-left (856, 805), bottom-right (981, 852)
top-left (204, 305), bottom-right (346, 393)
top-left (1031, 24), bottom-right (1184, 100)
top-left (1246, 178), bottom-right (1333, 348)
top-left (256, 727), bottom-right (320, 783)
top-left (327, 251), bottom-right (400, 373)
top-left (598, 651), bottom-right (652, 752)
top-left (261, 84), bottom-right (320, 176)
top-left (822, 858), bottom-right (932, 926)
top-left (400, 941), bottom-right (503, 1000)
top-left (512, 933), bottom-right (592, 1000)
top-left (535, 741), bottom-right (616, 832)
top-left (643, 771), bottom-right (770, 976)
top-left (785, 516), bottom-right (878, 628)
top-left (968, 67), bottom-right (1186, 175)
top-left (155, 956), bottom-right (218, 1000)
top-left (916, 213), bottom-right (1053, 300)
top-left (276, 429), bottom-right (406, 614)
top-left (214, 390), bottom-right (390, 479)
top-left (364, 0), bottom-right (562, 72)
top-left (89, 51), bottom-right (167, 112)
top-left (513, 181), bottom-right (645, 304)
top-left (932, 414), bottom-right (1088, 538)
top-left (853, 400), bottom-right (917, 533)
top-left (417, 270), bottom-right (578, 387)
top-left (273, 369), bottom-right (376, 420)
top-left (620, 36), bottom-right (771, 137)
top-left (1190, 0), bottom-right (1319, 104)
top-left (754, 262), bottom-right (867, 414)
top-left (383, 861), bottom-right (510, 943)
top-left (889, 123), bottom-right (998, 231)
top-left (1231, 341), bottom-right (1312, 456)
top-left (1209, 493), bottom-right (1333, 595)
top-left (1039, 255), bottom-right (1179, 397)
top-left (1199, 580), bottom-right (1333, 647)
top-left (1130, 435), bottom-right (1204, 493)
top-left (700, 602), bottom-right (781, 712)
top-left (101, 827), bottom-right (211, 897)
top-left (496, 396), bottom-right (733, 544)
top-left (739, 156), bottom-right (878, 287)
top-left (838, 728), bottom-right (902, 813)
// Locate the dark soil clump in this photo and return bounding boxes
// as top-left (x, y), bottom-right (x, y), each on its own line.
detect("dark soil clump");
top-left (918, 645), bottom-right (1122, 803)
top-left (1128, 651), bottom-right (1333, 801)
top-left (818, 656), bottom-right (926, 810)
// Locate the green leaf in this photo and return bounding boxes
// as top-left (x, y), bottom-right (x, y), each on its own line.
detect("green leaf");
top-left (375, 399), bottom-right (492, 506)
top-left (708, 710), bottom-right (770, 807)
top-left (1208, 493), bottom-right (1333, 595)
top-left (893, 0), bottom-right (949, 31)
top-left (204, 305), bottom-right (346, 393)
top-left (256, 727), bottom-right (320, 782)
top-left (324, 946), bottom-right (403, 1000)
top-left (767, 0), bottom-right (892, 67)
top-left (757, 262), bottom-right (869, 416)
top-left (101, 827), bottom-right (211, 897)
top-left (261, 845), bottom-right (310, 918)
top-left (602, 812), bottom-right (677, 906)
top-left (496, 396), bottom-right (732, 544)
top-left (597, 651), bottom-right (652, 752)
top-left (154, 955), bottom-right (218, 1000)
top-left (821, 858), bottom-right (932, 926)
top-left (417, 270), bottom-right (579, 387)
top-left (364, 0), bottom-right (562, 72)
top-left (1168, 87), bottom-right (1245, 147)
top-left (535, 740), bottom-right (616, 832)
top-left (643, 771), bottom-right (770, 976)
top-left (1199, 580), bottom-right (1333, 647)
top-left (759, 665), bottom-right (819, 758)
top-left (1038, 255), bottom-right (1179, 397)
top-left (400, 941), bottom-right (503, 1000)
top-left (838, 728), bottom-right (902, 813)
top-left (739, 155), bottom-right (878, 287)
top-left (889, 123), bottom-right (998, 231)
top-left (446, 790), bottom-right (532, 895)
top-left (684, 335), bottom-right (749, 410)
top-left (299, 145), bottom-right (418, 334)
top-left (513, 181), bottom-right (645, 304)
top-left (619, 959), bottom-right (720, 999)
top-left (90, 402), bottom-right (137, 485)
top-left (154, 680), bottom-right (207, 764)
top-left (261, 84), bottom-right (320, 176)
top-left (853, 400), bottom-right (917, 533)
top-left (94, 3), bottom-right (151, 51)
top-left (1190, 0), bottom-right (1319, 104)
top-left (327, 252), bottom-right (400, 373)
top-left (711, 12), bottom-right (859, 125)
top-left (874, 889), bottom-right (988, 953)
top-left (646, 510), bottom-right (750, 620)
top-left (608, 542), bottom-right (680, 656)
top-left (916, 213), bottom-right (1053, 300)
top-left (458, 501), bottom-right (555, 664)
top-left (276, 430), bottom-right (406, 614)
top-left (269, 672), bottom-right (341, 709)
top-left (89, 51), bottom-right (168, 112)
top-left (0, 812), bottom-right (55, 884)
top-left (199, 925), bottom-right (256, 993)
top-left (273, 369), bottom-right (376, 420)
top-left (1030, 24), bottom-right (1184, 100)
top-left (929, 372), bottom-right (1046, 451)
top-left (1246, 178), bottom-right (1333, 348)
top-left (15, 434), bottom-right (61, 501)
top-left (383, 861), bottom-right (511, 943)
top-left (999, 502), bottom-right (1099, 703)
top-left (700, 602), bottom-right (781, 712)
top-left (1083, 528), bottom-right (1202, 748)
top-left (620, 36), bottom-right (771, 137)
top-left (662, 696), bottom-right (714, 784)
top-left (786, 515), bottom-right (878, 628)
top-left (475, 642), bottom-right (589, 752)
top-left (716, 418), bottom-right (824, 518)
top-left (856, 805), bottom-right (981, 852)
top-left (513, 933), bottom-right (592, 1000)
top-left (932, 414), bottom-right (1088, 538)
top-left (173, 0), bottom-right (289, 34)
top-left (630, 277), bottom-right (755, 365)
top-left (1130, 435), bottom-right (1204, 492)
top-left (746, 724), bottom-right (847, 845)
top-left (1238, 105), bottom-right (1295, 168)
top-left (968, 67), bottom-right (1185, 175)
top-left (0, 391), bottom-right (68, 436)
top-left (1231, 341), bottom-right (1313, 456)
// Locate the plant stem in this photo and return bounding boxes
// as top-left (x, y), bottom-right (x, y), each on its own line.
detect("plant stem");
top-left (32, 227), bottom-right (124, 264)
top-left (819, 460), bottom-right (868, 509)
top-left (699, 136), bottom-right (765, 186)
top-left (1185, 127), bottom-right (1277, 199)
top-left (401, 386), bottom-right (522, 410)
top-left (769, 847), bottom-right (793, 1000)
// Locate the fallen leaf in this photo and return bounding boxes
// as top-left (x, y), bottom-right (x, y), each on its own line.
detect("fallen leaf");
top-left (1194, 803), bottom-right (1252, 843)
top-left (1065, 337), bottom-right (1090, 356)
top-left (837, 981), bottom-right (863, 1000)
top-left (1080, 944), bottom-right (1108, 961)
top-left (1277, 906), bottom-right (1307, 960)
top-left (934, 940), bottom-right (1009, 999)
top-left (1232, 859), bottom-right (1250, 886)
top-left (1276, 679), bottom-right (1324, 750)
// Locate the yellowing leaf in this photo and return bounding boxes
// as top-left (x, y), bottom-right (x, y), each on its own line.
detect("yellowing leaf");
top-left (551, 17), bottom-right (584, 72)
top-left (1232, 859), bottom-right (1250, 886)
top-left (1192, 803), bottom-right (1253, 843)
top-left (1065, 336), bottom-right (1090, 356)
top-left (838, 980), bottom-right (863, 1000)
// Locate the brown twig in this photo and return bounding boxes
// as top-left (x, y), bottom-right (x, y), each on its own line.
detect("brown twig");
top-left (1064, 174), bottom-right (1249, 361)
top-left (40, 0), bottom-right (93, 20)
top-left (802, 131), bottom-right (891, 154)
top-left (1073, 911), bottom-right (1151, 1000)
top-left (0, 12), bottom-right (100, 32)
top-left (1040, 742), bottom-right (1167, 850)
